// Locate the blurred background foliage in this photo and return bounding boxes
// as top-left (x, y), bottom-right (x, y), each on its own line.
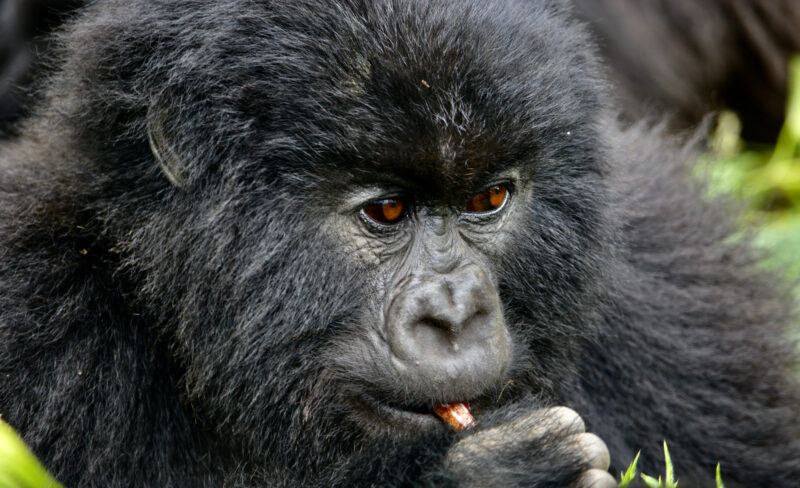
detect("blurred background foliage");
top-left (701, 57), bottom-right (800, 303)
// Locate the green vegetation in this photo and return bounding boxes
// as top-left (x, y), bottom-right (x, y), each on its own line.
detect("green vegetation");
top-left (617, 451), bottom-right (640, 488)
top-left (0, 419), bottom-right (63, 488)
top-left (618, 442), bottom-right (724, 488)
top-left (639, 443), bottom-right (678, 488)
top-left (701, 57), bottom-right (800, 298)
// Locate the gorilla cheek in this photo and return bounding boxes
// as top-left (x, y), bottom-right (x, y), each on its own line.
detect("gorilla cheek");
top-left (382, 263), bottom-right (511, 402)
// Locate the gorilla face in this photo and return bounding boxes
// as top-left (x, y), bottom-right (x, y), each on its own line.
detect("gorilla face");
top-left (129, 0), bottom-right (609, 454)
top-left (325, 173), bottom-right (517, 432)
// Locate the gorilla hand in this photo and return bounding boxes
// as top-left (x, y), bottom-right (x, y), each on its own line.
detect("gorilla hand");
top-left (445, 407), bottom-right (617, 488)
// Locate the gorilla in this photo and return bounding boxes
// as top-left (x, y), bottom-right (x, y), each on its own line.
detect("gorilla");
top-left (573, 0), bottom-right (800, 142)
top-left (0, 1), bottom-right (799, 487)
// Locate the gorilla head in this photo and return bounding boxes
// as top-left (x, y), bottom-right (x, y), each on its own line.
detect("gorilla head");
top-left (129, 0), bottom-right (606, 445)
top-left (0, 1), bottom-right (798, 487)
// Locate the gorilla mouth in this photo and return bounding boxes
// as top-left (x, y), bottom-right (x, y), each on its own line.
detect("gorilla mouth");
top-left (359, 394), bottom-right (457, 430)
top-left (358, 395), bottom-right (479, 431)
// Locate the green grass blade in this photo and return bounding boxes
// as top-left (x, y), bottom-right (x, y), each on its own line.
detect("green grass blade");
top-left (0, 419), bottom-right (64, 488)
top-left (618, 451), bottom-right (641, 488)
top-left (640, 473), bottom-right (662, 488)
top-left (663, 441), bottom-right (678, 487)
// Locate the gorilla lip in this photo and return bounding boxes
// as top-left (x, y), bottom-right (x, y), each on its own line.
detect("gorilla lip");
top-left (433, 402), bottom-right (476, 431)
top-left (359, 394), bottom-right (475, 430)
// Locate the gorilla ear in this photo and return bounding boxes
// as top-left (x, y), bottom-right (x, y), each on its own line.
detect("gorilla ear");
top-left (146, 107), bottom-right (188, 189)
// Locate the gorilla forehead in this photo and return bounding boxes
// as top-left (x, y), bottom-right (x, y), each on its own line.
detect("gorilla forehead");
top-left (68, 0), bottom-right (602, 197)
top-left (229, 0), bottom-right (602, 191)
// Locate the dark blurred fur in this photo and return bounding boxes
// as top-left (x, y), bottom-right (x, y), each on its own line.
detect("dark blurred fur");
top-left (0, 0), bottom-right (83, 133)
top-left (574, 0), bottom-right (800, 142)
top-left (4, 0), bottom-right (800, 142)
top-left (0, 1), bottom-right (799, 487)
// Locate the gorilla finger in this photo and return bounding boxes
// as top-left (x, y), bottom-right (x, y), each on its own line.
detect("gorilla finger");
top-left (575, 468), bottom-right (617, 488)
top-left (568, 432), bottom-right (610, 471)
top-left (446, 407), bottom-right (586, 460)
top-left (532, 406), bottom-right (585, 436)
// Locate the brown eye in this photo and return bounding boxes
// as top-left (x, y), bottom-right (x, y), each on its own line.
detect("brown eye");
top-left (463, 185), bottom-right (508, 213)
top-left (363, 198), bottom-right (405, 224)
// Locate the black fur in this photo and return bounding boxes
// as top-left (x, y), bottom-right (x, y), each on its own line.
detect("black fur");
top-left (0, 0), bottom-right (83, 133)
top-left (5, 1), bottom-right (800, 141)
top-left (0, 1), bottom-right (798, 487)
top-left (573, 0), bottom-right (800, 142)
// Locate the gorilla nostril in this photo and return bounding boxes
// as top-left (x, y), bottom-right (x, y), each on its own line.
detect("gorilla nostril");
top-left (418, 317), bottom-right (452, 333)
top-left (412, 317), bottom-right (457, 354)
top-left (401, 301), bottom-right (499, 355)
top-left (432, 309), bottom-right (486, 338)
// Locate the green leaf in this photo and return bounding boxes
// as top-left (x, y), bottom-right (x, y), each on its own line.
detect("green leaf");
top-left (769, 58), bottom-right (800, 164)
top-left (0, 419), bottom-right (63, 488)
top-left (663, 441), bottom-right (678, 488)
top-left (618, 451), bottom-right (640, 488)
top-left (716, 464), bottom-right (725, 488)
top-left (640, 473), bottom-right (663, 488)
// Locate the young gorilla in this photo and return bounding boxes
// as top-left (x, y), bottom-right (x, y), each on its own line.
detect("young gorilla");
top-left (0, 1), bottom-right (798, 487)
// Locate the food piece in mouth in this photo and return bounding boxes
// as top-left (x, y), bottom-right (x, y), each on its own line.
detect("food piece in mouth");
top-left (433, 402), bottom-right (476, 431)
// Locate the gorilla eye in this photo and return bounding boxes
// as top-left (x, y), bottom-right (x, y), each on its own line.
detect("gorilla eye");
top-left (363, 198), bottom-right (406, 224)
top-left (463, 185), bottom-right (508, 213)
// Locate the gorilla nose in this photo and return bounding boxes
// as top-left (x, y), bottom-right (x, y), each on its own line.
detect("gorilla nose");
top-left (385, 264), bottom-right (510, 396)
